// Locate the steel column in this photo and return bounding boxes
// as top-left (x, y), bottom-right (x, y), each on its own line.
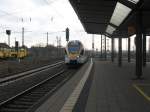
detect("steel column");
top-left (135, 11), bottom-right (143, 78)
top-left (111, 37), bottom-right (114, 62)
top-left (118, 37), bottom-right (122, 67)
top-left (104, 35), bottom-right (107, 60)
top-left (22, 27), bottom-right (24, 47)
top-left (101, 34), bottom-right (102, 58)
top-left (128, 37), bottom-right (131, 62)
top-left (143, 33), bottom-right (146, 67)
top-left (47, 32), bottom-right (49, 47)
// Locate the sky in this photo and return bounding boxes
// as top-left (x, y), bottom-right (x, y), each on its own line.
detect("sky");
top-left (0, 0), bottom-right (94, 49)
top-left (0, 0), bottom-right (149, 51)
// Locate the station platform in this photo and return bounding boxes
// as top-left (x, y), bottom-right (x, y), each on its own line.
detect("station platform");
top-left (85, 59), bottom-right (150, 112)
top-left (35, 59), bottom-right (150, 112)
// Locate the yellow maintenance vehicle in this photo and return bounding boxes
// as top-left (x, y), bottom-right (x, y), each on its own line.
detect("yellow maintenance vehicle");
top-left (17, 48), bottom-right (28, 59)
top-left (0, 43), bottom-right (11, 59)
top-left (10, 47), bottom-right (28, 59)
top-left (0, 43), bottom-right (28, 59)
top-left (10, 49), bottom-right (17, 58)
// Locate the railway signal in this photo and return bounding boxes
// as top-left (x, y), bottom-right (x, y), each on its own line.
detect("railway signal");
top-left (6, 30), bottom-right (11, 46)
top-left (66, 27), bottom-right (69, 42)
top-left (15, 41), bottom-right (19, 52)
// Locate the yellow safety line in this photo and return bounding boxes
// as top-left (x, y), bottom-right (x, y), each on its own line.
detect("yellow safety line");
top-left (135, 83), bottom-right (150, 86)
top-left (133, 84), bottom-right (150, 101)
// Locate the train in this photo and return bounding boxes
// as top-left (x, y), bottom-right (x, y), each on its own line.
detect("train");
top-left (65, 40), bottom-right (87, 65)
top-left (0, 43), bottom-right (28, 59)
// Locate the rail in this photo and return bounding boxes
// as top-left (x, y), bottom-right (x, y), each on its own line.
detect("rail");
top-left (0, 69), bottom-right (75, 112)
top-left (0, 61), bottom-right (64, 85)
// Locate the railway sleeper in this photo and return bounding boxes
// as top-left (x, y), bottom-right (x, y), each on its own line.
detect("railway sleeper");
top-left (31, 91), bottom-right (47, 94)
top-left (12, 101), bottom-right (34, 105)
top-left (38, 86), bottom-right (54, 90)
top-left (16, 98), bottom-right (37, 102)
top-left (2, 104), bottom-right (29, 109)
top-left (0, 108), bottom-right (26, 112)
top-left (21, 96), bottom-right (42, 100)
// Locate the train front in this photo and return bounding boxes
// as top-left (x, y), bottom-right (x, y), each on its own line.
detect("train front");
top-left (65, 40), bottom-right (84, 65)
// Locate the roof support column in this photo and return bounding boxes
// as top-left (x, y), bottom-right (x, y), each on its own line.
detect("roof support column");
top-left (143, 33), bottom-right (146, 67)
top-left (128, 37), bottom-right (131, 62)
top-left (101, 34), bottom-right (103, 58)
top-left (135, 10), bottom-right (143, 78)
top-left (111, 37), bottom-right (114, 62)
top-left (104, 35), bottom-right (107, 60)
top-left (118, 37), bottom-right (122, 67)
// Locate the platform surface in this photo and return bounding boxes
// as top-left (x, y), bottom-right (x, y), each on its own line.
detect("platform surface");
top-left (85, 60), bottom-right (150, 112)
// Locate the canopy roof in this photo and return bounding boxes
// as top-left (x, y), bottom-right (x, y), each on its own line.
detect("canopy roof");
top-left (69, 0), bottom-right (150, 38)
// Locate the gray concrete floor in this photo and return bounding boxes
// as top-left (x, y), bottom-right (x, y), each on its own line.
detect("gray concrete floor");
top-left (85, 60), bottom-right (150, 112)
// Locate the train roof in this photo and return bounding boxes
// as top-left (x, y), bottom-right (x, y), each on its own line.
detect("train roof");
top-left (66, 40), bottom-right (84, 49)
top-left (68, 40), bottom-right (81, 43)
top-left (67, 40), bottom-right (83, 45)
top-left (0, 43), bottom-right (10, 48)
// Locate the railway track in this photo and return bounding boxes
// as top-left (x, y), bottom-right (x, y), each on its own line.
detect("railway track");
top-left (0, 68), bottom-right (76, 112)
top-left (0, 61), bottom-right (64, 85)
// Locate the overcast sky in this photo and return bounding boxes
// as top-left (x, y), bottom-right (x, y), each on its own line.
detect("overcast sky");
top-left (0, 0), bottom-right (86, 47)
top-left (0, 0), bottom-right (148, 51)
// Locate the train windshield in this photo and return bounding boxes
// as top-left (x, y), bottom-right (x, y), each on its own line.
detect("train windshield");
top-left (68, 42), bottom-right (81, 54)
top-left (68, 46), bottom-right (79, 53)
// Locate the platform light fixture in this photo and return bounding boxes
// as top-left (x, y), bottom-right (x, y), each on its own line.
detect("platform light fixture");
top-left (110, 2), bottom-right (132, 26)
top-left (127, 0), bottom-right (139, 4)
top-left (106, 25), bottom-right (116, 35)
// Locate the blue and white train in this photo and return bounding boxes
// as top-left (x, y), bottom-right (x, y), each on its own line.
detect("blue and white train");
top-left (65, 40), bottom-right (87, 64)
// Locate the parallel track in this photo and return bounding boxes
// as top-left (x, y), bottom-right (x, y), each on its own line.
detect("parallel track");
top-left (0, 69), bottom-right (76, 112)
top-left (0, 61), bottom-right (64, 85)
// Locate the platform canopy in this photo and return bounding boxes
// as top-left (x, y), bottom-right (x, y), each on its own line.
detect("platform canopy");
top-left (69, 0), bottom-right (150, 38)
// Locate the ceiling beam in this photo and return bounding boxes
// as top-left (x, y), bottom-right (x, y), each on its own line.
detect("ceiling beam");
top-left (118, 0), bottom-right (136, 9)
